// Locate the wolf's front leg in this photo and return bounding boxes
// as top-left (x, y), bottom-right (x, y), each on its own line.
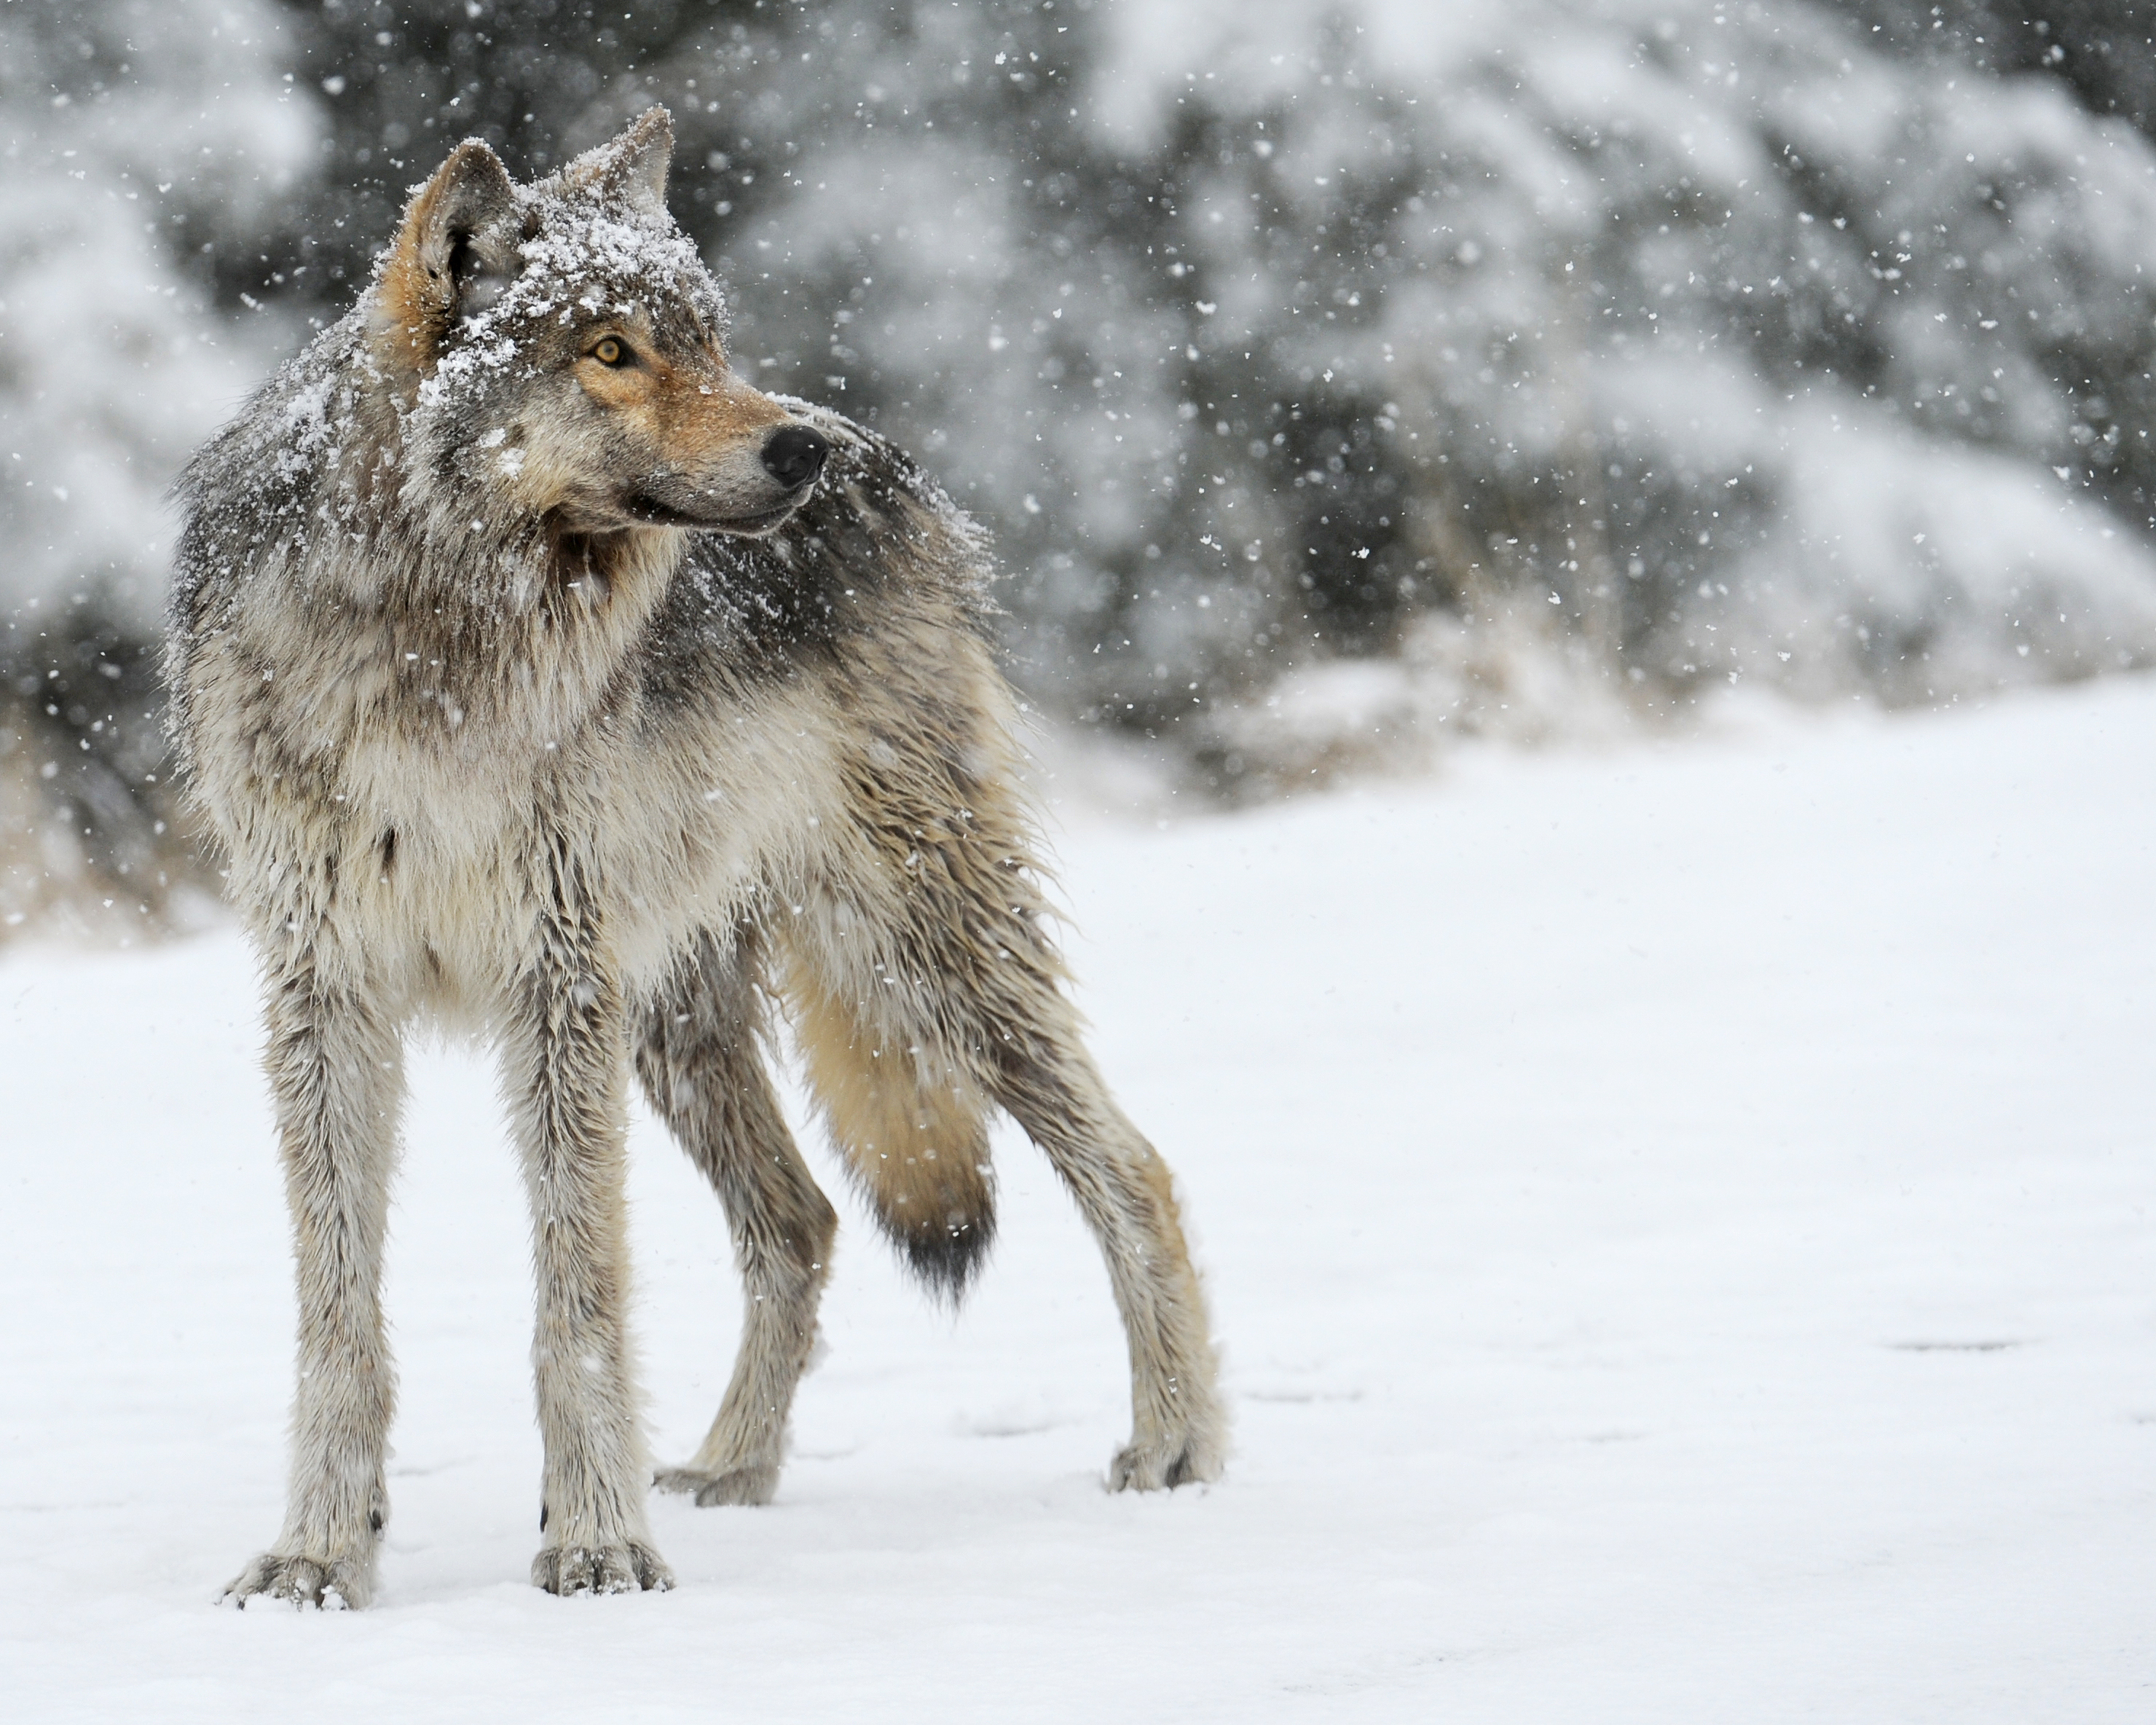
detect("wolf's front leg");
top-left (503, 870), bottom-right (671, 1596)
top-left (224, 966), bottom-right (403, 1609)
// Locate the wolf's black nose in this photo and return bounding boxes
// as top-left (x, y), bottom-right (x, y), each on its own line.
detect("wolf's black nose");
top-left (761, 424), bottom-right (830, 490)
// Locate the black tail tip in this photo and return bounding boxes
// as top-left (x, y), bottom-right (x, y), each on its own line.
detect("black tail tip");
top-left (896, 1211), bottom-right (998, 1305)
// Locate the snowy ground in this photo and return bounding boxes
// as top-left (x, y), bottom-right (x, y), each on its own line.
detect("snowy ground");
top-left (4, 679), bottom-right (2153, 1721)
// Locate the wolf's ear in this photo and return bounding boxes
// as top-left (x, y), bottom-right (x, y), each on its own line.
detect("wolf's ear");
top-left (377, 139), bottom-right (523, 366)
top-left (563, 108), bottom-right (673, 216)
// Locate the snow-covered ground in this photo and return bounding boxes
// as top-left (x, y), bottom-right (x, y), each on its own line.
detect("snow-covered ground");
top-left (4, 680), bottom-right (2153, 1721)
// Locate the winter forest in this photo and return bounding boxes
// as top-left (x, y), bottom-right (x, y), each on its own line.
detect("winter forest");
top-left (7, 0), bottom-right (2156, 928)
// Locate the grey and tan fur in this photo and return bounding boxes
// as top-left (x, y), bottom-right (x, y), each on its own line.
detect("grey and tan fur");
top-left (165, 110), bottom-right (1223, 1608)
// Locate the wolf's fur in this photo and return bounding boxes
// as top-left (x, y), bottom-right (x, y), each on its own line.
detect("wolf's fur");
top-left (167, 111), bottom-right (1223, 1607)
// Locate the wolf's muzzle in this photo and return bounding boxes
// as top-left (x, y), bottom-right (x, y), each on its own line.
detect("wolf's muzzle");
top-left (761, 425), bottom-right (830, 491)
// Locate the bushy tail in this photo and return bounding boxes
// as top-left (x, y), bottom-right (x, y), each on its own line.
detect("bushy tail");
top-left (787, 966), bottom-right (996, 1301)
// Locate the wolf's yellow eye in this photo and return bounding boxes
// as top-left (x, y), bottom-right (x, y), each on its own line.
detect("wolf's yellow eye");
top-left (592, 337), bottom-right (626, 366)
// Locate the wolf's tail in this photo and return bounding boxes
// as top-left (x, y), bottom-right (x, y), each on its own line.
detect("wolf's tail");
top-left (785, 962), bottom-right (996, 1302)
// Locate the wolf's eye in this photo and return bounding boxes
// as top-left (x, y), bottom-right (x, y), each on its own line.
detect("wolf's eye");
top-left (592, 337), bottom-right (626, 366)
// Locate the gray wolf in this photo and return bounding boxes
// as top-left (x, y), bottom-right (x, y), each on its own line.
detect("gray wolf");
top-left (166, 109), bottom-right (1224, 1608)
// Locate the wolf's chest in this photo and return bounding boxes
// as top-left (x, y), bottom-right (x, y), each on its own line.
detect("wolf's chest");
top-left (312, 678), bottom-right (846, 1001)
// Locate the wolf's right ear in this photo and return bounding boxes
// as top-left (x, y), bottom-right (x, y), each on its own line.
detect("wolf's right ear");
top-left (562, 108), bottom-right (673, 216)
top-left (377, 140), bottom-right (523, 372)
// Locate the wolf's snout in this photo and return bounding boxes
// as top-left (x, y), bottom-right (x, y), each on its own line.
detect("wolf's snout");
top-left (761, 425), bottom-right (830, 491)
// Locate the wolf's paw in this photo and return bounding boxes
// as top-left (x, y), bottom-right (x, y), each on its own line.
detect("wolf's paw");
top-left (653, 1461), bottom-right (779, 1506)
top-left (531, 1541), bottom-right (673, 1597)
top-left (1108, 1427), bottom-right (1225, 1493)
top-left (221, 1549), bottom-right (376, 1610)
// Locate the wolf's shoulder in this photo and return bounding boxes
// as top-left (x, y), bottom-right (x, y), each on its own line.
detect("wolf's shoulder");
top-left (640, 403), bottom-right (996, 705)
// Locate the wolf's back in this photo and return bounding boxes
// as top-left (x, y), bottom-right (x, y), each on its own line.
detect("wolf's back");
top-left (645, 398), bottom-right (997, 698)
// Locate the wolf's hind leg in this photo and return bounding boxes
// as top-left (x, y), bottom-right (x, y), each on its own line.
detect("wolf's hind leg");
top-left (991, 1007), bottom-right (1227, 1491)
top-left (889, 761), bottom-right (1222, 1486)
top-left (222, 966), bottom-right (402, 1609)
top-left (793, 771), bottom-right (1222, 1488)
top-left (637, 928), bottom-right (837, 1507)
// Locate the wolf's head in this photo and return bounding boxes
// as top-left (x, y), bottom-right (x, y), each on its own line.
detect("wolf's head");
top-left (375, 109), bottom-right (825, 538)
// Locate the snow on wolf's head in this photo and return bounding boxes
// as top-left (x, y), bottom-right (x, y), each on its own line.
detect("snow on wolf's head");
top-left (374, 108), bottom-right (827, 537)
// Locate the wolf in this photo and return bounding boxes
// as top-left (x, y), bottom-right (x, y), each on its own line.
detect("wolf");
top-left (165, 109), bottom-right (1224, 1607)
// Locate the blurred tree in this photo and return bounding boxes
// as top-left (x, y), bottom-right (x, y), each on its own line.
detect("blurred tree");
top-left (0, 0), bottom-right (308, 935)
top-left (264, 0), bottom-right (715, 303)
top-left (1828, 0), bottom-right (2156, 558)
top-left (1839, 2), bottom-right (2156, 137)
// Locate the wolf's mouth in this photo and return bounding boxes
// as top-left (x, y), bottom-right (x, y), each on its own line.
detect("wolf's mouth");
top-left (705, 503), bottom-right (800, 536)
top-left (622, 494), bottom-right (801, 536)
top-left (621, 492), bottom-right (724, 528)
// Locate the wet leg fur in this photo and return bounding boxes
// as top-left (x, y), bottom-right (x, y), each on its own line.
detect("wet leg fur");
top-left (992, 1033), bottom-right (1224, 1488)
top-left (222, 965), bottom-right (403, 1609)
top-left (504, 840), bottom-right (671, 1596)
top-left (776, 640), bottom-right (1226, 1489)
top-left (637, 929), bottom-right (838, 1506)
top-left (782, 849), bottom-right (1224, 1488)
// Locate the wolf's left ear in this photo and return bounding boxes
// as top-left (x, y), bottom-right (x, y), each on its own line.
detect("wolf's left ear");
top-left (378, 139), bottom-right (524, 369)
top-left (564, 107), bottom-right (673, 216)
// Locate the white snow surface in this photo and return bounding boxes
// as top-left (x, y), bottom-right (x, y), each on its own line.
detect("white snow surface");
top-left (4, 682), bottom-right (2154, 1721)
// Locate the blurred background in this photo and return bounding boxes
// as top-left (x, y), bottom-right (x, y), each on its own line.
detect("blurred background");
top-left (4, 0), bottom-right (2155, 938)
